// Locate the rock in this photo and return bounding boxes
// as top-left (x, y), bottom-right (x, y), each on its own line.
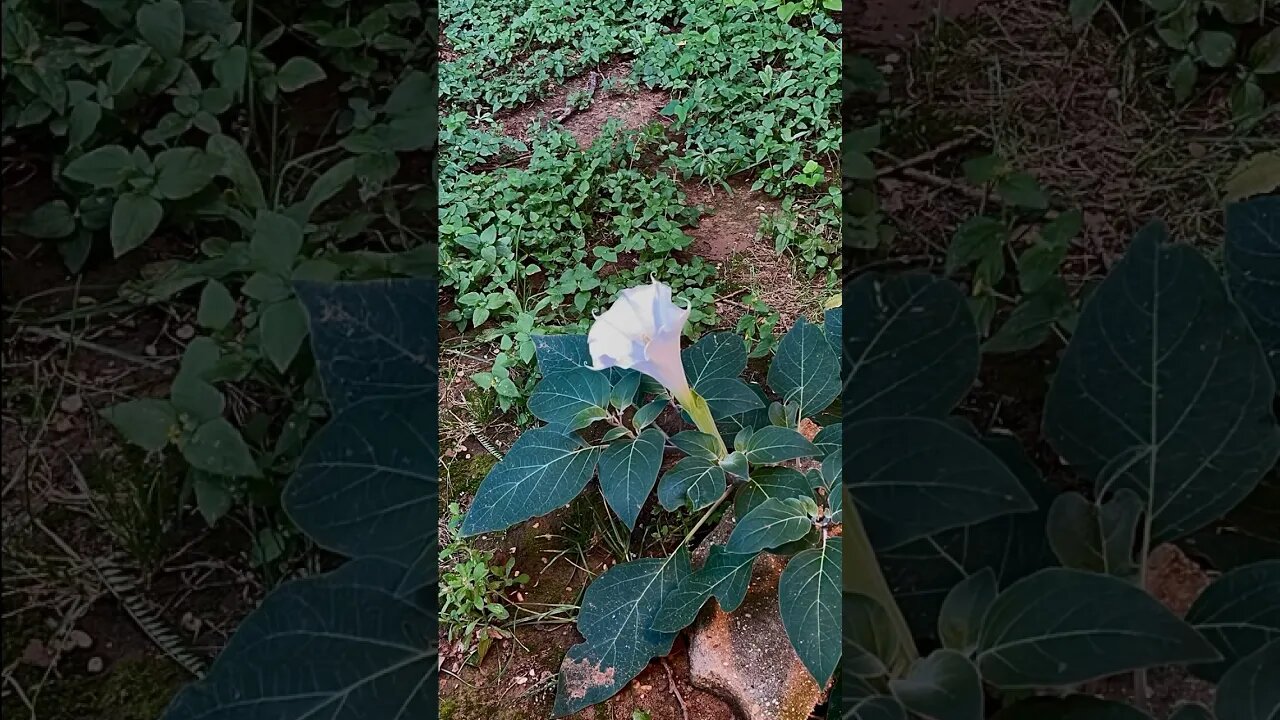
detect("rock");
top-left (686, 517), bottom-right (823, 720)
top-left (87, 656), bottom-right (104, 673)
top-left (21, 639), bottom-right (52, 668)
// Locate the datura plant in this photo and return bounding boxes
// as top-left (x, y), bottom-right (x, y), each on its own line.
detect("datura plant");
top-left (462, 278), bottom-right (843, 714)
top-left (838, 195), bottom-right (1280, 719)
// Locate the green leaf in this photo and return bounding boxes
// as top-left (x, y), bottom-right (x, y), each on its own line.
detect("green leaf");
top-left (1196, 30), bottom-right (1236, 67)
top-left (1215, 639), bottom-right (1279, 720)
top-left (136, 0), bottom-right (185, 58)
top-left (1231, 79), bottom-right (1265, 126)
top-left (633, 398), bottom-right (667, 429)
top-left (1224, 151), bottom-right (1280, 204)
top-left (102, 399), bottom-right (176, 451)
top-left (734, 466), bottom-right (811, 518)
top-left (183, 417), bottom-right (259, 477)
top-left (844, 274), bottom-right (979, 421)
top-left (843, 592), bottom-right (900, 677)
top-left (1170, 54), bottom-right (1199, 102)
top-left (610, 371), bottom-right (640, 410)
top-left (671, 431), bottom-right (721, 461)
top-left (1183, 472), bottom-right (1280, 572)
top-left (657, 457), bottom-right (726, 511)
top-left (1184, 560), bottom-right (1280, 681)
top-left (260, 299), bottom-right (309, 372)
top-left (879, 436), bottom-right (1058, 642)
top-left (992, 696), bottom-right (1153, 720)
top-left (251, 211), bottom-right (304, 276)
top-left (937, 568), bottom-right (996, 655)
top-left (1250, 27), bottom-right (1280, 73)
top-left (64, 144), bottom-right (132, 188)
top-left (813, 424), bottom-right (839, 458)
top-left (718, 450), bottom-right (748, 479)
top-left (1018, 210), bottom-right (1081, 292)
top-left (779, 538), bottom-right (841, 684)
top-left (162, 560), bottom-right (434, 719)
top-left (19, 201), bottom-right (76, 239)
top-left (849, 417), bottom-right (1034, 549)
top-left (553, 551), bottom-right (690, 715)
top-left (192, 473), bottom-right (232, 526)
top-left (207, 134), bottom-right (267, 210)
top-left (532, 334), bottom-right (590, 377)
top-left (276, 56), bottom-right (326, 92)
top-left (997, 172), bottom-right (1049, 210)
top-left (68, 100), bottom-right (101, 147)
top-left (108, 44), bottom-right (151, 93)
top-left (1069, 0), bottom-right (1105, 28)
top-left (285, 279), bottom-right (436, 566)
top-left (890, 650), bottom-right (982, 720)
top-left (528, 367), bottom-right (611, 431)
top-left (976, 568), bottom-right (1220, 688)
top-left (154, 147), bottom-right (220, 199)
top-left (983, 279), bottom-right (1073, 354)
top-left (698, 377), bottom-right (765, 418)
top-left (743, 426), bottom-right (818, 464)
top-left (110, 192), bottom-right (163, 256)
top-left (291, 158), bottom-right (356, 224)
top-left (947, 216), bottom-right (1006, 276)
top-left (1046, 489), bottom-right (1142, 579)
top-left (1208, 0), bottom-right (1260, 23)
top-left (769, 316), bottom-right (839, 419)
top-left (1225, 196), bottom-right (1279, 381)
top-left (462, 428), bottom-right (602, 536)
top-left (1044, 223), bottom-right (1280, 544)
top-left (727, 497), bottom-right (813, 554)
top-left (598, 428), bottom-right (663, 529)
top-left (197, 280), bottom-right (236, 329)
top-left (682, 332), bottom-right (746, 389)
top-left (651, 545), bottom-right (755, 632)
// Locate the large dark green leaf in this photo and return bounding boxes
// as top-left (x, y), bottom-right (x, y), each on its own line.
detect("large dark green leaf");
top-left (699, 377), bottom-right (765, 418)
top-left (727, 497), bottom-right (814, 553)
top-left (657, 457), bottom-right (726, 511)
top-left (1225, 196), bottom-right (1279, 380)
top-left (598, 428), bottom-right (664, 530)
top-left (937, 568), bottom-right (996, 655)
top-left (889, 649), bottom-right (982, 720)
top-left (842, 274), bottom-right (978, 421)
top-left (1046, 489), bottom-right (1143, 579)
top-left (683, 332), bottom-right (747, 388)
top-left (1169, 704), bottom-right (1213, 720)
top-left (553, 550), bottom-right (690, 715)
top-left (527, 367), bottom-right (611, 431)
top-left (734, 466), bottom-right (811, 517)
top-left (976, 568), bottom-right (1219, 688)
top-left (460, 427), bottom-right (602, 536)
top-left (743, 425), bottom-right (818, 464)
top-left (296, 280), bottom-right (436, 410)
top-left (285, 280), bottom-right (436, 569)
top-left (992, 696), bottom-right (1152, 720)
top-left (779, 538), bottom-right (840, 685)
top-left (1215, 639), bottom-right (1280, 720)
top-left (878, 437), bottom-right (1057, 642)
top-left (532, 334), bottom-right (590, 377)
top-left (847, 418), bottom-right (1034, 549)
top-left (843, 592), bottom-right (899, 678)
top-left (1043, 223), bottom-right (1280, 543)
top-left (1184, 559), bottom-right (1280, 681)
top-left (846, 697), bottom-right (907, 720)
top-left (162, 559), bottom-right (434, 719)
top-left (769, 316), bottom-right (840, 418)
top-left (651, 545), bottom-right (755, 632)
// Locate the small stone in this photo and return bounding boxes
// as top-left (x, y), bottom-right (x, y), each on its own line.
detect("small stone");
top-left (87, 657), bottom-right (104, 673)
top-left (1107, 88), bottom-right (1120, 100)
top-left (54, 416), bottom-right (74, 433)
top-left (515, 676), bottom-right (528, 685)
top-left (22, 639), bottom-right (51, 668)
top-left (59, 395), bottom-right (84, 414)
top-left (1189, 142), bottom-right (1207, 159)
top-left (144, 344), bottom-right (158, 356)
top-left (175, 325), bottom-right (196, 340)
top-left (68, 629), bottom-right (92, 648)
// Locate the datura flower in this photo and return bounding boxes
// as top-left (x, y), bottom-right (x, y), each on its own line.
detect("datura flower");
top-left (589, 279), bottom-right (726, 455)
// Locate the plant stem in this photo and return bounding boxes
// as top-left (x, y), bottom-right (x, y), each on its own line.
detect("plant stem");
top-left (678, 389), bottom-right (728, 457)
top-left (680, 485), bottom-right (733, 550)
top-left (844, 501), bottom-right (919, 671)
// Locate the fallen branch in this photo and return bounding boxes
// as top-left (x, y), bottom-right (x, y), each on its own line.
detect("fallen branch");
top-left (662, 658), bottom-right (689, 720)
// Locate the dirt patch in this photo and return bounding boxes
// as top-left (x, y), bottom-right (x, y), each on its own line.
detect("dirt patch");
top-left (499, 61), bottom-right (670, 149)
top-left (683, 181), bottom-right (779, 263)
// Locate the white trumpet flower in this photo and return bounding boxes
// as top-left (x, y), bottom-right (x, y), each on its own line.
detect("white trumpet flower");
top-left (588, 279), bottom-right (726, 455)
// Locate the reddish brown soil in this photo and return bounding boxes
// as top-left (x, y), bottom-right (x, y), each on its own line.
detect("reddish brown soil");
top-left (499, 61), bottom-right (670, 149)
